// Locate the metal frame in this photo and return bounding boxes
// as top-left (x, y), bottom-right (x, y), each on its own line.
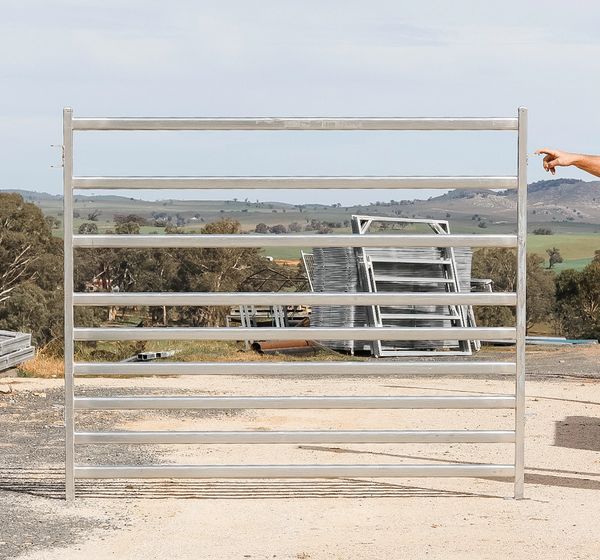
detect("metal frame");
top-left (227, 304), bottom-right (288, 349)
top-left (300, 251), bottom-right (315, 291)
top-left (63, 109), bottom-right (527, 500)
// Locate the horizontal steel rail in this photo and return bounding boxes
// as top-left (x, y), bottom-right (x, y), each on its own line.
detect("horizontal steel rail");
top-left (72, 117), bottom-right (519, 131)
top-left (74, 430), bottom-right (516, 444)
top-left (73, 326), bottom-right (515, 342)
top-left (73, 291), bottom-right (517, 307)
top-left (74, 361), bottom-right (516, 376)
top-left (72, 176), bottom-right (517, 190)
top-left (74, 395), bottom-right (515, 410)
top-left (72, 233), bottom-right (518, 249)
top-left (73, 464), bottom-right (516, 478)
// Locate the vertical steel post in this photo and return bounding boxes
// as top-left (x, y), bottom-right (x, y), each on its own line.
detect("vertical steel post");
top-left (514, 107), bottom-right (528, 499)
top-left (63, 108), bottom-right (75, 501)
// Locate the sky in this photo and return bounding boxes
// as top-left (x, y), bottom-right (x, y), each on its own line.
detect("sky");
top-left (2, 0), bottom-right (600, 204)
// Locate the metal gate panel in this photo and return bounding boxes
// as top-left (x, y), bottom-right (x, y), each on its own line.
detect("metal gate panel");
top-left (63, 109), bottom-right (527, 500)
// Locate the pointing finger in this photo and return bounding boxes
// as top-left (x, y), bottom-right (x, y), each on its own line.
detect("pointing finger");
top-left (535, 148), bottom-right (558, 158)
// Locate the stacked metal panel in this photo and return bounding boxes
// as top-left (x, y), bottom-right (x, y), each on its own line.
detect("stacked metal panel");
top-left (305, 216), bottom-right (479, 356)
top-left (307, 247), bottom-right (368, 353)
top-left (365, 247), bottom-right (456, 353)
top-left (0, 330), bottom-right (35, 371)
top-left (453, 248), bottom-right (473, 293)
top-left (370, 251), bottom-right (474, 354)
top-left (353, 216), bottom-right (475, 356)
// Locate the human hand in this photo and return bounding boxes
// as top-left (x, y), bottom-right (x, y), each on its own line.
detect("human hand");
top-left (535, 148), bottom-right (578, 175)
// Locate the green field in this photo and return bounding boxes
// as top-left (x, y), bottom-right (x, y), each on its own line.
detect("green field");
top-left (552, 258), bottom-right (593, 272)
top-left (263, 247), bottom-right (309, 260)
top-left (60, 223), bottom-right (600, 270)
top-left (265, 233), bottom-right (600, 266)
top-left (527, 233), bottom-right (600, 270)
top-left (527, 233), bottom-right (600, 259)
top-left (264, 231), bottom-right (600, 272)
top-left (276, 229), bottom-right (598, 266)
top-left (35, 192), bottom-right (600, 270)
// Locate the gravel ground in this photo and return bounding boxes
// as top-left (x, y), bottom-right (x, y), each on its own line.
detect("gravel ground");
top-left (0, 386), bottom-right (237, 559)
top-left (387, 345), bottom-right (600, 379)
top-left (1, 387), bottom-right (104, 558)
top-left (0, 345), bottom-right (598, 559)
top-left (486, 345), bottom-right (600, 378)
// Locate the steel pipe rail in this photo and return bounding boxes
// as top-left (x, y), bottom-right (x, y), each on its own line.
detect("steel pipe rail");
top-left (74, 360), bottom-right (516, 376)
top-left (73, 395), bottom-right (515, 410)
top-left (73, 464), bottom-right (516, 479)
top-left (71, 117), bottom-right (519, 131)
top-left (74, 430), bottom-right (516, 444)
top-left (72, 176), bottom-right (518, 190)
top-left (73, 291), bottom-right (517, 307)
top-left (73, 326), bottom-right (516, 342)
top-left (72, 233), bottom-right (518, 249)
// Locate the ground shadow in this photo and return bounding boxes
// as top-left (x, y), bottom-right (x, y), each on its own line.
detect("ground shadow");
top-left (298, 446), bottom-right (600, 491)
top-left (554, 416), bottom-right (600, 451)
top-left (0, 467), bottom-right (495, 500)
top-left (383, 384), bottom-right (600, 406)
top-left (524, 472), bottom-right (600, 490)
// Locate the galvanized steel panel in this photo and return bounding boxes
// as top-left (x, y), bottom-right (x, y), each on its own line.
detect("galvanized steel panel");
top-left (64, 109), bottom-right (526, 499)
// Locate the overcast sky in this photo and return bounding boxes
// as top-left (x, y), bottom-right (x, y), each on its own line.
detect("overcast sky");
top-left (2, 0), bottom-right (600, 204)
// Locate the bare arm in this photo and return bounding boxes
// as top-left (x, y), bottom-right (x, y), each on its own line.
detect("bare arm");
top-left (535, 148), bottom-right (600, 178)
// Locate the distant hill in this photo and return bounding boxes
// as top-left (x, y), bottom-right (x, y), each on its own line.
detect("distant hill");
top-left (5, 189), bottom-right (62, 202)
top-left (3, 178), bottom-right (600, 229)
top-left (408, 178), bottom-right (600, 225)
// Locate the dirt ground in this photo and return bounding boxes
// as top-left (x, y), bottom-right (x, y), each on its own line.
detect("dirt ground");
top-left (1, 346), bottom-right (600, 559)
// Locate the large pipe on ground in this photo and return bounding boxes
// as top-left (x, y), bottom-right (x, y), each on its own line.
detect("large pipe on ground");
top-left (251, 340), bottom-right (317, 355)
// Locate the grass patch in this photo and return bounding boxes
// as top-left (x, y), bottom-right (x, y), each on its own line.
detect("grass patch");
top-left (263, 247), bottom-right (308, 260)
top-left (19, 339), bottom-right (358, 378)
top-left (552, 257), bottom-right (593, 272)
top-left (126, 339), bottom-right (356, 363)
top-left (18, 352), bottom-right (64, 378)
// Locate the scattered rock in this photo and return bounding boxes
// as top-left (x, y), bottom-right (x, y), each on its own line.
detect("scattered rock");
top-left (0, 384), bottom-right (13, 394)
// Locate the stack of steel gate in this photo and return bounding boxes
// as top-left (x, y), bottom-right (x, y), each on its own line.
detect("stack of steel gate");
top-left (64, 110), bottom-right (527, 500)
top-left (305, 217), bottom-right (480, 356)
top-left (352, 215), bottom-right (475, 357)
top-left (307, 247), bottom-right (368, 353)
top-left (0, 330), bottom-right (35, 371)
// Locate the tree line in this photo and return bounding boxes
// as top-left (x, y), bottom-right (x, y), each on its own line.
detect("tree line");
top-left (1, 193), bottom-right (599, 355)
top-left (0, 194), bottom-right (304, 353)
top-left (472, 247), bottom-right (600, 339)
